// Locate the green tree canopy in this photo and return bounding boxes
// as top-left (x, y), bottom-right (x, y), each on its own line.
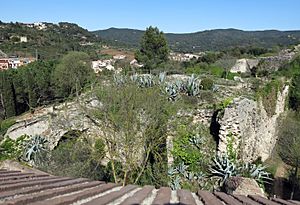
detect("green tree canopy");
top-left (52, 51), bottom-right (93, 98)
top-left (278, 112), bottom-right (300, 169)
top-left (277, 112), bottom-right (300, 199)
top-left (289, 73), bottom-right (300, 112)
top-left (135, 26), bottom-right (169, 72)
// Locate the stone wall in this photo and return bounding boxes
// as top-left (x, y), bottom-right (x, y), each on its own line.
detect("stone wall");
top-left (4, 99), bottom-right (101, 149)
top-left (218, 85), bottom-right (289, 162)
top-left (230, 58), bottom-right (259, 73)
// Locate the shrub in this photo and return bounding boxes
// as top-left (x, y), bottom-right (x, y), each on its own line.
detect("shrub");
top-left (0, 118), bottom-right (16, 136)
top-left (201, 78), bottom-right (214, 90)
top-left (93, 138), bottom-right (106, 160)
top-left (172, 123), bottom-right (215, 173)
top-left (210, 65), bottom-right (224, 77)
top-left (257, 80), bottom-right (282, 116)
top-left (185, 65), bottom-right (203, 75)
top-left (0, 135), bottom-right (28, 161)
top-left (226, 132), bottom-right (237, 162)
top-left (289, 73), bottom-right (300, 112)
top-left (39, 136), bottom-right (107, 180)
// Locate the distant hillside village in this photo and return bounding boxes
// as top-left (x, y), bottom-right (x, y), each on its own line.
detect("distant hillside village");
top-left (91, 52), bottom-right (205, 73)
top-left (1, 47), bottom-right (203, 73)
top-left (0, 50), bottom-right (36, 70)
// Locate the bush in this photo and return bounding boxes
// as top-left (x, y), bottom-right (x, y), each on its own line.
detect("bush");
top-left (172, 123), bottom-right (215, 173)
top-left (257, 80), bottom-right (282, 116)
top-left (201, 78), bottom-right (214, 90)
top-left (39, 136), bottom-right (108, 180)
top-left (185, 65), bottom-right (204, 75)
top-left (210, 66), bottom-right (224, 77)
top-left (0, 135), bottom-right (28, 161)
top-left (0, 118), bottom-right (16, 136)
top-left (289, 73), bottom-right (300, 112)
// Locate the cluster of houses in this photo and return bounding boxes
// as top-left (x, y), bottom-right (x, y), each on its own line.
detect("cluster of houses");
top-left (92, 59), bottom-right (116, 73)
top-left (92, 54), bottom-right (143, 73)
top-left (23, 22), bottom-right (47, 30)
top-left (91, 52), bottom-right (207, 73)
top-left (169, 52), bottom-right (204, 62)
top-left (0, 57), bottom-right (36, 71)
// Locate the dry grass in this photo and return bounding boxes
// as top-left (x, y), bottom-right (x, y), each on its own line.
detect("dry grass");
top-left (100, 48), bottom-right (135, 61)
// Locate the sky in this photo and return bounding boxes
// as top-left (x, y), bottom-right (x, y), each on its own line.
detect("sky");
top-left (1, 0), bottom-right (299, 33)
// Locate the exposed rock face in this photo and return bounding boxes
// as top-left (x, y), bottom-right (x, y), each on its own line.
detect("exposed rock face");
top-left (218, 85), bottom-right (289, 162)
top-left (259, 49), bottom-right (297, 72)
top-left (231, 45), bottom-right (299, 74)
top-left (224, 177), bottom-right (265, 196)
top-left (4, 99), bottom-right (101, 149)
top-left (230, 59), bottom-right (259, 73)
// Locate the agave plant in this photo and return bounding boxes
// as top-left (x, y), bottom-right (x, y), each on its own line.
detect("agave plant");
top-left (113, 73), bottom-right (126, 86)
top-left (239, 163), bottom-right (271, 183)
top-left (169, 175), bottom-right (182, 190)
top-left (168, 166), bottom-right (179, 176)
top-left (212, 84), bottom-right (219, 92)
top-left (132, 74), bottom-right (156, 88)
top-left (194, 171), bottom-right (206, 181)
top-left (165, 82), bottom-right (179, 101)
top-left (189, 133), bottom-right (202, 149)
top-left (158, 72), bottom-right (166, 84)
top-left (176, 162), bottom-right (189, 178)
top-left (209, 154), bottom-right (237, 185)
top-left (168, 162), bottom-right (189, 190)
top-left (184, 74), bottom-right (201, 96)
top-left (24, 135), bottom-right (48, 164)
top-left (175, 80), bottom-right (185, 92)
top-left (130, 73), bottom-right (138, 82)
top-left (141, 74), bottom-right (155, 88)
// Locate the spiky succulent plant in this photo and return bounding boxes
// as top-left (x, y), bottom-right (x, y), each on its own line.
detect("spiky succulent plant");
top-left (24, 135), bottom-right (48, 164)
top-left (113, 73), bottom-right (126, 86)
top-left (158, 72), bottom-right (166, 84)
top-left (184, 74), bottom-right (201, 96)
top-left (131, 74), bottom-right (155, 88)
top-left (165, 82), bottom-right (179, 101)
top-left (209, 154), bottom-right (237, 185)
top-left (210, 154), bottom-right (272, 186)
top-left (238, 163), bottom-right (271, 183)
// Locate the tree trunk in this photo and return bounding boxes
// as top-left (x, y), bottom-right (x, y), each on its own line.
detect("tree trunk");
top-left (290, 165), bottom-right (298, 200)
top-left (123, 170), bottom-right (128, 186)
top-left (134, 148), bottom-right (151, 184)
top-left (111, 159), bottom-right (118, 184)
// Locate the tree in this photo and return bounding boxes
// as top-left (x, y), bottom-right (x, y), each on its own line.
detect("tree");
top-left (0, 71), bottom-right (17, 118)
top-left (278, 112), bottom-right (300, 199)
top-left (52, 51), bottom-right (93, 98)
top-left (86, 83), bottom-right (175, 186)
top-left (289, 73), bottom-right (300, 112)
top-left (135, 26), bottom-right (169, 72)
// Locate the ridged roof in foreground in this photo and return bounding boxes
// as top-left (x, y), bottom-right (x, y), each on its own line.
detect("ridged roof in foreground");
top-left (0, 169), bottom-right (299, 205)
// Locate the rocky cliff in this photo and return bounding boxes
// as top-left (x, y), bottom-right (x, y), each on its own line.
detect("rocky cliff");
top-left (217, 85), bottom-right (289, 162)
top-left (230, 59), bottom-right (259, 73)
top-left (230, 44), bottom-right (300, 74)
top-left (4, 98), bottom-right (101, 149)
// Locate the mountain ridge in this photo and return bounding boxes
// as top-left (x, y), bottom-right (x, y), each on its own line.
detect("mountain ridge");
top-left (93, 27), bottom-right (300, 52)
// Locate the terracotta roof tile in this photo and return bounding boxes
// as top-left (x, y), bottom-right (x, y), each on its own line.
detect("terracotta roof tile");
top-left (0, 169), bottom-right (299, 205)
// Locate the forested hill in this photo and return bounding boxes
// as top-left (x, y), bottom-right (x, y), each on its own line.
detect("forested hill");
top-left (93, 28), bottom-right (300, 52)
top-left (0, 21), bottom-right (101, 60)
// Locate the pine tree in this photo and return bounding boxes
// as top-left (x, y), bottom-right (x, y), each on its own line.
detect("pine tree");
top-left (1, 71), bottom-right (17, 118)
top-left (135, 26), bottom-right (169, 72)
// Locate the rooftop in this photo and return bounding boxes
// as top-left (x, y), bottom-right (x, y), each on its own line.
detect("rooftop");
top-left (0, 168), bottom-right (299, 205)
